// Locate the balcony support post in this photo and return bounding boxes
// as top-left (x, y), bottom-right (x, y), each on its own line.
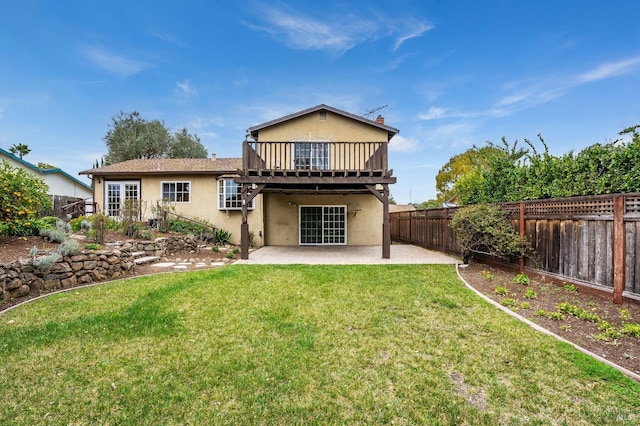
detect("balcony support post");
top-left (365, 184), bottom-right (391, 259)
top-left (239, 183), bottom-right (266, 260)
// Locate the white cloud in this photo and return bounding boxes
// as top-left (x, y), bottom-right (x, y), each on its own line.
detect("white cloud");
top-left (418, 106), bottom-right (505, 121)
top-left (245, 4), bottom-right (432, 54)
top-left (578, 57), bottom-right (640, 83)
top-left (495, 55), bottom-right (640, 112)
top-left (423, 123), bottom-right (476, 149)
top-left (176, 80), bottom-right (198, 97)
top-left (81, 46), bottom-right (151, 77)
top-left (418, 107), bottom-right (449, 120)
top-left (389, 134), bottom-right (419, 152)
top-left (392, 22), bottom-right (434, 51)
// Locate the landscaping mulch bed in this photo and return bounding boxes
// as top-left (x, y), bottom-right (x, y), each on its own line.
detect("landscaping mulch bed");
top-left (458, 262), bottom-right (640, 377)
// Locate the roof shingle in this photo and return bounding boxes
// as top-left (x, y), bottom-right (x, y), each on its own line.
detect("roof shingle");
top-left (80, 157), bottom-right (241, 176)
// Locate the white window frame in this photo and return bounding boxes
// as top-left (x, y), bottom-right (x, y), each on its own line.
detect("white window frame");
top-left (299, 205), bottom-right (347, 245)
top-left (161, 181), bottom-right (191, 203)
top-left (292, 140), bottom-right (330, 170)
top-left (218, 178), bottom-right (254, 210)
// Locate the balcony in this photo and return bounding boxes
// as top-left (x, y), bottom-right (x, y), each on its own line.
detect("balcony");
top-left (239, 141), bottom-right (395, 185)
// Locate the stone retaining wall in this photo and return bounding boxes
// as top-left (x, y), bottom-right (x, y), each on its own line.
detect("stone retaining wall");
top-left (1, 235), bottom-right (203, 303)
top-left (105, 235), bottom-right (201, 256)
top-left (1, 250), bottom-right (134, 301)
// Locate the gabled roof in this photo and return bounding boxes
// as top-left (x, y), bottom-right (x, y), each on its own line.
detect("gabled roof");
top-left (0, 147), bottom-right (92, 191)
top-left (246, 104), bottom-right (399, 141)
top-left (80, 157), bottom-right (242, 176)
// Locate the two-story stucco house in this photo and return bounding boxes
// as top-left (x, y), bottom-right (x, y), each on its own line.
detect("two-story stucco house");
top-left (80, 104), bottom-right (398, 257)
top-left (236, 104), bottom-right (397, 258)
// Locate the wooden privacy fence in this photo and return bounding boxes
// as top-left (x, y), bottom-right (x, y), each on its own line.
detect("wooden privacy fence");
top-left (390, 193), bottom-right (640, 303)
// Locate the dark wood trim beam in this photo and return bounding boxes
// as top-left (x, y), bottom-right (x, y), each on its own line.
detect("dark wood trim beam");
top-left (236, 176), bottom-right (397, 185)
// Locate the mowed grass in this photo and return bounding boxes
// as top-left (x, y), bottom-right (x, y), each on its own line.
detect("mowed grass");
top-left (1, 265), bottom-right (638, 425)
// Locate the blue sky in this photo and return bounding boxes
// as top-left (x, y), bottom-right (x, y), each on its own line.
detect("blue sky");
top-left (1, 1), bottom-right (639, 203)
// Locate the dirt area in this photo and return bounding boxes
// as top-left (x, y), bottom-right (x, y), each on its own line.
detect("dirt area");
top-left (458, 262), bottom-right (640, 376)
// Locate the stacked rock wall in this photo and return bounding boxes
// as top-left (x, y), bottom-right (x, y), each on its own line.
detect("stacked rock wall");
top-left (1, 235), bottom-right (203, 303)
top-left (1, 250), bottom-right (134, 301)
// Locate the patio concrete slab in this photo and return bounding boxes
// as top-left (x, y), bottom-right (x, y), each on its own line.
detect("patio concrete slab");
top-left (235, 244), bottom-right (460, 265)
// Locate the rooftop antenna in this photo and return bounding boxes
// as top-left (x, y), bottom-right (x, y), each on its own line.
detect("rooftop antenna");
top-left (362, 104), bottom-right (388, 120)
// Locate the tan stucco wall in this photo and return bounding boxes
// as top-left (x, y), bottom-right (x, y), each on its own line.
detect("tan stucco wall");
top-left (263, 193), bottom-right (382, 246)
top-left (257, 111), bottom-right (389, 142)
top-left (92, 175), bottom-right (263, 246)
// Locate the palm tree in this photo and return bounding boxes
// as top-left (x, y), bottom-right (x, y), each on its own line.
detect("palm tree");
top-left (9, 143), bottom-right (31, 160)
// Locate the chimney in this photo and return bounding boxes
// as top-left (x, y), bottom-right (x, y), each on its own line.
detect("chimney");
top-left (211, 153), bottom-right (216, 160)
top-left (375, 115), bottom-right (385, 125)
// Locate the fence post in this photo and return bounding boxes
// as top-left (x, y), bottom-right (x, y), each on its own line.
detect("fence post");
top-left (613, 195), bottom-right (625, 304)
top-left (444, 208), bottom-right (449, 252)
top-left (519, 202), bottom-right (525, 274)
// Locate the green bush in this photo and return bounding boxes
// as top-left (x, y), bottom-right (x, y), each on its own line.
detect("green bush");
top-left (0, 160), bottom-right (52, 236)
top-left (450, 204), bottom-right (537, 264)
top-left (33, 253), bottom-right (60, 271)
top-left (58, 238), bottom-right (80, 256)
top-left (216, 228), bottom-right (232, 245)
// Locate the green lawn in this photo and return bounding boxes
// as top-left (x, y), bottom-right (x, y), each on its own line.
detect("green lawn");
top-left (1, 265), bottom-right (638, 425)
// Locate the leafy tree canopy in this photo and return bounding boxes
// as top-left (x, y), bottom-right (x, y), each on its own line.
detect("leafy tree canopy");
top-left (416, 199), bottom-right (441, 209)
top-left (435, 145), bottom-right (509, 204)
top-left (447, 127), bottom-right (640, 205)
top-left (0, 160), bottom-right (51, 236)
top-left (103, 111), bottom-right (208, 164)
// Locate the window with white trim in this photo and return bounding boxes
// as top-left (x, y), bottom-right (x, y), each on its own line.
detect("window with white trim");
top-left (162, 181), bottom-right (190, 203)
top-left (218, 179), bottom-right (254, 210)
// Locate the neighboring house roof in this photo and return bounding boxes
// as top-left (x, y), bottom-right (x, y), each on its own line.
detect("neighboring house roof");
top-left (389, 204), bottom-right (417, 213)
top-left (0, 147), bottom-right (92, 192)
top-left (246, 104), bottom-right (400, 141)
top-left (79, 157), bottom-right (241, 176)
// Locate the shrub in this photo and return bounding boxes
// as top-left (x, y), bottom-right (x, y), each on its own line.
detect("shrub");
top-left (40, 227), bottom-right (67, 243)
top-left (0, 160), bottom-right (52, 236)
top-left (168, 217), bottom-right (215, 241)
top-left (39, 216), bottom-right (59, 229)
top-left (547, 312), bottom-right (564, 320)
top-left (84, 243), bottom-right (100, 250)
top-left (450, 204), bottom-right (537, 264)
top-left (226, 251), bottom-right (235, 259)
top-left (216, 228), bottom-right (232, 245)
top-left (211, 245), bottom-right (219, 252)
top-left (620, 323), bottom-right (640, 338)
top-left (499, 298), bottom-right (517, 307)
top-left (69, 217), bottom-right (85, 232)
top-left (524, 288), bottom-right (537, 299)
top-left (89, 213), bottom-right (109, 244)
top-left (58, 238), bottom-right (80, 256)
top-left (493, 285), bottom-right (508, 295)
top-left (33, 253), bottom-right (60, 271)
top-left (513, 273), bottom-right (529, 285)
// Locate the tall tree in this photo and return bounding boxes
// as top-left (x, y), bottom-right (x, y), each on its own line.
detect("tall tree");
top-left (435, 145), bottom-right (500, 203)
top-left (103, 111), bottom-right (207, 164)
top-left (169, 128), bottom-right (208, 158)
top-left (8, 143), bottom-right (31, 160)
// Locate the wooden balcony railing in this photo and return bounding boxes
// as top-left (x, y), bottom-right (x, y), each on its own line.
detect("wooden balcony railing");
top-left (242, 141), bottom-right (389, 172)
